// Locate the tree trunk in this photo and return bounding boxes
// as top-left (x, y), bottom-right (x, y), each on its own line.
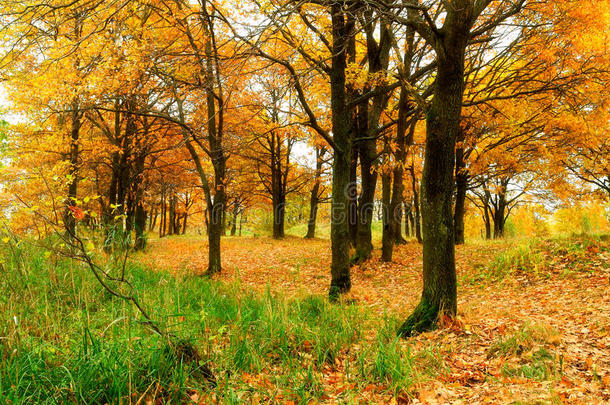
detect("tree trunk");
top-left (64, 99), bottom-right (80, 240)
top-left (328, 4), bottom-right (352, 300)
top-left (404, 202), bottom-right (412, 237)
top-left (399, 18), bottom-right (469, 336)
top-left (381, 171), bottom-right (393, 262)
top-left (132, 150), bottom-right (147, 250)
top-left (134, 203), bottom-right (147, 250)
top-left (168, 192), bottom-right (176, 235)
top-left (352, 133), bottom-right (377, 264)
top-left (200, 15), bottom-right (227, 275)
top-left (410, 167), bottom-right (422, 243)
top-left (149, 207), bottom-right (158, 232)
top-left (454, 137), bottom-right (467, 245)
top-left (305, 180), bottom-right (320, 239)
top-left (493, 198), bottom-right (506, 238)
top-left (483, 203), bottom-right (491, 239)
top-left (348, 148), bottom-right (358, 245)
top-left (230, 205), bottom-right (237, 236)
top-left (272, 191), bottom-right (286, 239)
top-left (159, 192), bottom-right (166, 238)
top-left (220, 208), bottom-right (227, 236)
top-left (182, 212), bottom-right (188, 235)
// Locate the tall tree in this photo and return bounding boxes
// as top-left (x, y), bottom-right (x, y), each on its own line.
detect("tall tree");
top-left (398, 0), bottom-right (527, 336)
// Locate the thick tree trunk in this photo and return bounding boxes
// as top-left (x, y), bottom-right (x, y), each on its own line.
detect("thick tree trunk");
top-left (272, 191), bottom-right (286, 239)
top-left (328, 4), bottom-right (352, 300)
top-left (399, 21), bottom-right (469, 336)
top-left (493, 199), bottom-right (506, 238)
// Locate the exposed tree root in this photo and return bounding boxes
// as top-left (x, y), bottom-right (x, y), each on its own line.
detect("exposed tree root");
top-left (398, 299), bottom-right (439, 337)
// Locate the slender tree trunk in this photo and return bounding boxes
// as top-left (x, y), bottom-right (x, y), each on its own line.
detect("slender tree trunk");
top-left (305, 181), bottom-right (320, 239)
top-left (352, 133), bottom-right (377, 264)
top-left (64, 98), bottom-right (80, 239)
top-left (353, 13), bottom-right (391, 263)
top-left (230, 204), bottom-right (238, 236)
top-left (182, 212), bottom-right (188, 235)
top-left (104, 106), bottom-right (121, 251)
top-left (483, 203), bottom-right (491, 239)
top-left (134, 203), bottom-right (147, 250)
top-left (203, 14), bottom-right (226, 275)
top-left (454, 137), bottom-right (467, 245)
top-left (168, 192), bottom-right (176, 235)
top-left (410, 167), bottom-right (422, 243)
top-left (159, 192), bottom-right (166, 238)
top-left (381, 171), bottom-right (393, 262)
top-left (133, 152), bottom-right (147, 250)
top-left (149, 207), bottom-right (157, 232)
top-left (404, 202), bottom-right (412, 237)
top-left (348, 148), bottom-right (358, 245)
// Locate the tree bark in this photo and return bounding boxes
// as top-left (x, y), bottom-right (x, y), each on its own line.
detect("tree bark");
top-left (328, 3), bottom-right (352, 300)
top-left (305, 183), bottom-right (320, 239)
top-left (64, 98), bottom-right (81, 239)
top-left (410, 166), bottom-right (423, 244)
top-left (348, 147), bottom-right (358, 245)
top-left (305, 147), bottom-right (324, 239)
top-left (399, 8), bottom-right (470, 336)
top-left (404, 202), bottom-right (412, 237)
top-left (230, 203), bottom-right (238, 236)
top-left (454, 133), bottom-right (467, 245)
top-left (381, 170), bottom-right (393, 262)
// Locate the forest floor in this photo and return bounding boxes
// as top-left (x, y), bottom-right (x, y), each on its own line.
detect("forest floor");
top-left (135, 234), bottom-right (610, 404)
top-left (2, 233), bottom-right (609, 404)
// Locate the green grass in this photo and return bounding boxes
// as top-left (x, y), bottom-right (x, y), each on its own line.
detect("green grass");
top-left (464, 235), bottom-right (609, 284)
top-left (0, 239), bottom-right (425, 403)
top-left (487, 323), bottom-right (561, 383)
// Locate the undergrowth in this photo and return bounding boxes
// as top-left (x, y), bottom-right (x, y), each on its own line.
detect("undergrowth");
top-left (0, 240), bottom-right (431, 404)
top-left (464, 235), bottom-right (609, 284)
